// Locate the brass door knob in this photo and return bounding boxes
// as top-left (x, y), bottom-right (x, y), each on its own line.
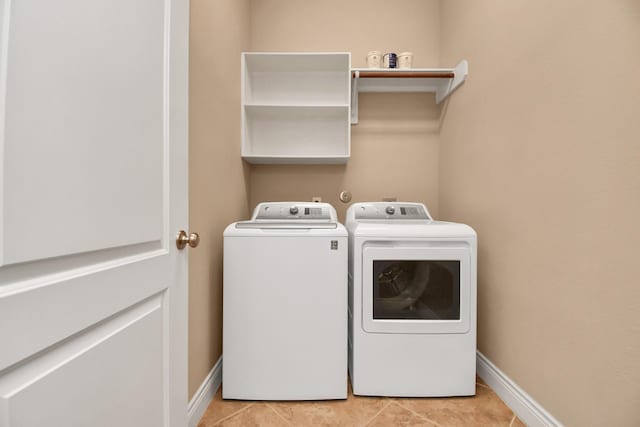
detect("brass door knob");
top-left (176, 230), bottom-right (200, 250)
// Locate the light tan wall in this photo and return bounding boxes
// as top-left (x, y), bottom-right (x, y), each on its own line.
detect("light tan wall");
top-left (439, 2), bottom-right (640, 425)
top-left (189, 0), bottom-right (251, 399)
top-left (249, 0), bottom-right (442, 220)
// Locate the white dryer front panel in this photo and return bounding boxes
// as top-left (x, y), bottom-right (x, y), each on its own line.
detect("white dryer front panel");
top-left (362, 244), bottom-right (471, 334)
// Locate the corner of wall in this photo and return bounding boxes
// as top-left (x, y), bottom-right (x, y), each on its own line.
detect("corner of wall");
top-left (188, 0), bottom-right (252, 400)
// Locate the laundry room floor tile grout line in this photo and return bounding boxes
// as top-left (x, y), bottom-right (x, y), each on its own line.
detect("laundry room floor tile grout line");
top-left (361, 400), bottom-right (393, 427)
top-left (391, 400), bottom-right (444, 427)
top-left (210, 402), bottom-right (254, 426)
top-left (476, 380), bottom-right (491, 389)
top-left (264, 402), bottom-right (294, 426)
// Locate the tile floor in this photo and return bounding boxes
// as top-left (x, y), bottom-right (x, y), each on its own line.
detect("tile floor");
top-left (198, 378), bottom-right (526, 426)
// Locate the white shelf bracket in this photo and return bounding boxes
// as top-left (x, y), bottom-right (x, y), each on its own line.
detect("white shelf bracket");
top-left (351, 70), bottom-right (359, 125)
top-left (436, 60), bottom-right (468, 104)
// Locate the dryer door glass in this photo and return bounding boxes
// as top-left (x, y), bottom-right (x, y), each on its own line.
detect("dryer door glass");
top-left (373, 260), bottom-right (460, 320)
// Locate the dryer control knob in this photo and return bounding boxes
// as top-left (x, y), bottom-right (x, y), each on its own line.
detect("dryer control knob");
top-left (289, 206), bottom-right (299, 215)
top-left (386, 206), bottom-right (395, 215)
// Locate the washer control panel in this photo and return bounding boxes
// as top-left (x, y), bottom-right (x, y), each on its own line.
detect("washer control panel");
top-left (254, 202), bottom-right (335, 221)
top-left (354, 203), bottom-right (431, 220)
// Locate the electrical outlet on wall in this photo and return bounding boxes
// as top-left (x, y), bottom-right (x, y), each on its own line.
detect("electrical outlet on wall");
top-left (383, 197), bottom-right (397, 202)
top-left (312, 196), bottom-right (322, 203)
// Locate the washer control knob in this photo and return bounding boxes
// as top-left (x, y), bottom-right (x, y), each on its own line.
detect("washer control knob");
top-left (289, 206), bottom-right (299, 215)
top-left (386, 206), bottom-right (395, 215)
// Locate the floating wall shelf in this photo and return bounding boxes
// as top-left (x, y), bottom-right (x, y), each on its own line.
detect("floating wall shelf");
top-left (350, 60), bottom-right (468, 124)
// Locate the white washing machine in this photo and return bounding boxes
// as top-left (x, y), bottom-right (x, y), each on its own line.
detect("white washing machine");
top-left (223, 202), bottom-right (347, 400)
top-left (346, 202), bottom-right (477, 397)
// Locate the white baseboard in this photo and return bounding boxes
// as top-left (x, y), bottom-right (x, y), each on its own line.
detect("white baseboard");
top-left (187, 353), bottom-right (560, 427)
top-left (476, 351), bottom-right (562, 427)
top-left (188, 356), bottom-right (222, 427)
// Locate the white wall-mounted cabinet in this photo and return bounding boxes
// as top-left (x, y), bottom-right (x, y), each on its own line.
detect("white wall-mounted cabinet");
top-left (241, 52), bottom-right (351, 164)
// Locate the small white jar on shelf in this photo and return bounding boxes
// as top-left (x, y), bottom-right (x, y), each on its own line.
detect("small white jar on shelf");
top-left (366, 51), bottom-right (382, 68)
top-left (398, 52), bottom-right (413, 69)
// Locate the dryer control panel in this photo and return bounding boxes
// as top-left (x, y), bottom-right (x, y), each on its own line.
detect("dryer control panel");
top-left (353, 202), bottom-right (432, 220)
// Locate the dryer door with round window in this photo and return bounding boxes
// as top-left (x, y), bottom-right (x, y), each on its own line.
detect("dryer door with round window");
top-left (362, 245), bottom-right (471, 334)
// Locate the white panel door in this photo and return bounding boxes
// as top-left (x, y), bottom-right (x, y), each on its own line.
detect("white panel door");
top-left (0, 0), bottom-right (189, 426)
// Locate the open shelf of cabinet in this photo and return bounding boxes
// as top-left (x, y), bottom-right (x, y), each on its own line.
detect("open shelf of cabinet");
top-left (241, 52), bottom-right (351, 164)
top-left (350, 60), bottom-right (468, 124)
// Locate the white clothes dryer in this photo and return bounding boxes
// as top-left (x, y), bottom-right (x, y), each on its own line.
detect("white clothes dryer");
top-left (223, 202), bottom-right (347, 400)
top-left (346, 202), bottom-right (477, 397)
